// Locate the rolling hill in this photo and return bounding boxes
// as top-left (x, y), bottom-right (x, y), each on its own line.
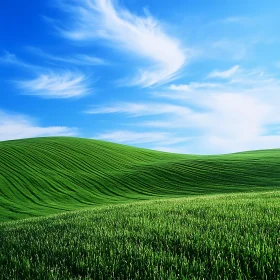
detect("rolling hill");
top-left (1, 136), bottom-right (280, 222)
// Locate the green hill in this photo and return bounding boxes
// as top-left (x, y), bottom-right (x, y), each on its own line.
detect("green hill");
top-left (1, 136), bottom-right (280, 279)
top-left (1, 136), bottom-right (280, 222)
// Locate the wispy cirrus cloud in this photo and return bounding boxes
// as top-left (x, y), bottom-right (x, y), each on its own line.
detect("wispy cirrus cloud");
top-left (168, 82), bottom-right (221, 91)
top-left (208, 65), bottom-right (240, 79)
top-left (0, 51), bottom-right (43, 71)
top-left (58, 0), bottom-right (186, 87)
top-left (1, 51), bottom-right (94, 99)
top-left (95, 130), bottom-right (189, 147)
top-left (85, 102), bottom-right (191, 117)
top-left (0, 110), bottom-right (76, 141)
top-left (27, 47), bottom-right (106, 66)
top-left (18, 71), bottom-right (91, 98)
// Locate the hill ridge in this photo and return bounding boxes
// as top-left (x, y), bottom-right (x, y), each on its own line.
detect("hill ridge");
top-left (1, 136), bottom-right (280, 222)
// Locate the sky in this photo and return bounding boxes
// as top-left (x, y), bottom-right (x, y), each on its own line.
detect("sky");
top-left (1, 0), bottom-right (280, 154)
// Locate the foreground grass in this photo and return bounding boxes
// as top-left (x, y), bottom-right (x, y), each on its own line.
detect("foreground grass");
top-left (1, 137), bottom-right (280, 222)
top-left (1, 191), bottom-right (280, 279)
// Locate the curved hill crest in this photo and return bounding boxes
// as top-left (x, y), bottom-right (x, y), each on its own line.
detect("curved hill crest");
top-left (1, 136), bottom-right (280, 222)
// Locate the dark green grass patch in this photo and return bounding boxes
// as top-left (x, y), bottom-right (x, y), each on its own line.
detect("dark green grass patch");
top-left (1, 191), bottom-right (280, 279)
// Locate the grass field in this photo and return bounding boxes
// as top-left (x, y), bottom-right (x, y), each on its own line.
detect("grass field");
top-left (1, 191), bottom-right (280, 279)
top-left (1, 137), bottom-right (280, 222)
top-left (1, 137), bottom-right (280, 279)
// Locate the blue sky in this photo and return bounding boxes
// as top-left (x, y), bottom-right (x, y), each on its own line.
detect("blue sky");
top-left (1, 0), bottom-right (280, 154)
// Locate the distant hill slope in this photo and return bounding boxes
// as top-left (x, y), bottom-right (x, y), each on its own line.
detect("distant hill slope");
top-left (0, 137), bottom-right (280, 222)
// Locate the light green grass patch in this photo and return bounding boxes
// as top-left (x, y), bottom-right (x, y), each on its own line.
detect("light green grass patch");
top-left (1, 191), bottom-right (280, 279)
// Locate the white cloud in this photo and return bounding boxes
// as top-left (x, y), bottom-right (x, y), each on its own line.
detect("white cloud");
top-left (86, 102), bottom-right (191, 117)
top-left (159, 68), bottom-right (280, 153)
top-left (208, 65), bottom-right (240, 79)
top-left (168, 82), bottom-right (221, 91)
top-left (1, 51), bottom-right (94, 99)
top-left (59, 0), bottom-right (186, 87)
top-left (18, 71), bottom-right (91, 98)
top-left (0, 111), bottom-right (76, 141)
top-left (204, 135), bottom-right (280, 154)
top-left (95, 130), bottom-right (188, 146)
top-left (90, 67), bottom-right (280, 154)
top-left (209, 94), bottom-right (269, 138)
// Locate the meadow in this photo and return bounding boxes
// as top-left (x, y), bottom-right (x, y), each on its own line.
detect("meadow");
top-left (1, 137), bottom-right (280, 222)
top-left (1, 137), bottom-right (280, 279)
top-left (1, 191), bottom-right (280, 279)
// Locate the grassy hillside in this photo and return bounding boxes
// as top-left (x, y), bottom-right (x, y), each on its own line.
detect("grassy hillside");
top-left (1, 191), bottom-right (280, 279)
top-left (1, 136), bottom-right (280, 222)
top-left (1, 137), bottom-right (280, 279)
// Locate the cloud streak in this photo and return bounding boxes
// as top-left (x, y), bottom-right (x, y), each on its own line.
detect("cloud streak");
top-left (0, 51), bottom-right (43, 71)
top-left (27, 47), bottom-right (106, 66)
top-left (208, 65), bottom-right (240, 79)
top-left (1, 51), bottom-right (94, 99)
top-left (95, 130), bottom-right (189, 147)
top-left (86, 102), bottom-right (191, 117)
top-left (59, 0), bottom-right (186, 87)
top-left (18, 71), bottom-right (91, 98)
top-left (0, 111), bottom-right (76, 141)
